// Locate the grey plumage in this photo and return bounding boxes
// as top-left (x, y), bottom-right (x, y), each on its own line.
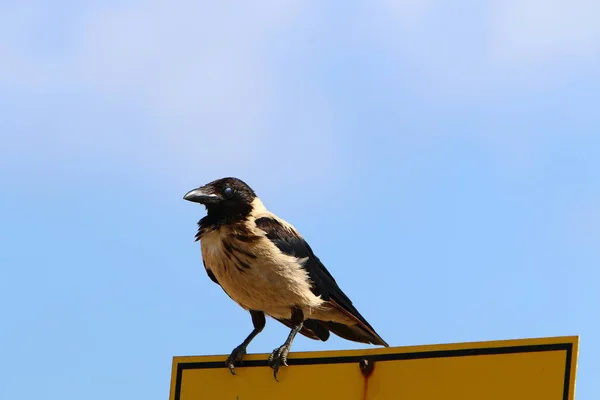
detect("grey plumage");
top-left (184, 177), bottom-right (388, 380)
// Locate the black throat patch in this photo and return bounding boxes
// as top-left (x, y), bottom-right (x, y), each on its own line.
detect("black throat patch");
top-left (195, 204), bottom-right (254, 241)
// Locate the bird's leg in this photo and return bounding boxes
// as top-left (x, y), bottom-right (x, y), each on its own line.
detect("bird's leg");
top-left (226, 310), bottom-right (265, 375)
top-left (268, 307), bottom-right (303, 381)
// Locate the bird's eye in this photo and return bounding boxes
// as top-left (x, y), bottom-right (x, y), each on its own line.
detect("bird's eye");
top-left (223, 187), bottom-right (234, 198)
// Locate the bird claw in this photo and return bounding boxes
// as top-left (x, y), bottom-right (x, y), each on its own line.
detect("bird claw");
top-left (268, 344), bottom-right (290, 382)
top-left (225, 344), bottom-right (247, 375)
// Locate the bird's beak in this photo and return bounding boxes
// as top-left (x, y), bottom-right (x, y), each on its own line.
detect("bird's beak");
top-left (183, 188), bottom-right (221, 204)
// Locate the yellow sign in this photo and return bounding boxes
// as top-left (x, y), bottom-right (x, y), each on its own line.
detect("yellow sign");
top-left (169, 335), bottom-right (578, 400)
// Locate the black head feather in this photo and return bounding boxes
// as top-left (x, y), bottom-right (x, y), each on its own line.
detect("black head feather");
top-left (185, 177), bottom-right (258, 230)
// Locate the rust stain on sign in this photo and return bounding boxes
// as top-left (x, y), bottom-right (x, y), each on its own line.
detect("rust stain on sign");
top-left (359, 359), bottom-right (375, 400)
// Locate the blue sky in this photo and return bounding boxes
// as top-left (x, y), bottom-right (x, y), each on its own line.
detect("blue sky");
top-left (1, 1), bottom-right (598, 399)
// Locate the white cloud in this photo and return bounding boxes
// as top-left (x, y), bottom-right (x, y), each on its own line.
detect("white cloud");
top-left (488, 0), bottom-right (600, 65)
top-left (374, 0), bottom-right (600, 86)
top-left (362, 0), bottom-right (600, 167)
top-left (2, 0), bottom-right (598, 181)
top-left (0, 1), bottom-right (343, 189)
top-left (70, 1), bottom-right (286, 179)
top-left (375, 0), bottom-right (436, 28)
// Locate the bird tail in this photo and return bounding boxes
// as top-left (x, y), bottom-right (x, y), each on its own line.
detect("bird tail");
top-left (319, 321), bottom-right (389, 347)
top-left (327, 299), bottom-right (389, 347)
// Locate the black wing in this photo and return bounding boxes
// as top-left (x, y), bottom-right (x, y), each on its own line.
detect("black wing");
top-left (255, 216), bottom-right (388, 347)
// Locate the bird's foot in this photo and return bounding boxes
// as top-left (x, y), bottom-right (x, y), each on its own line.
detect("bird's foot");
top-left (268, 344), bottom-right (290, 382)
top-left (225, 344), bottom-right (247, 375)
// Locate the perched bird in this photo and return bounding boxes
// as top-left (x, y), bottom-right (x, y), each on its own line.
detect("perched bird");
top-left (183, 177), bottom-right (388, 380)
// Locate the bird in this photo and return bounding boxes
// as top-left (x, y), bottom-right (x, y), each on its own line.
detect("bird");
top-left (183, 177), bottom-right (388, 380)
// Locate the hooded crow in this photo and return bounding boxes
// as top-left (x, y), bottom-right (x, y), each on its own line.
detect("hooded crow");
top-left (184, 177), bottom-right (388, 380)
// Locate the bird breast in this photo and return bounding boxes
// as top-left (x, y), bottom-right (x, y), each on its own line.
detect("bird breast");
top-left (200, 225), bottom-right (324, 319)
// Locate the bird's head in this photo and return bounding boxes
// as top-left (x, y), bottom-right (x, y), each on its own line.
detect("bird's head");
top-left (183, 177), bottom-right (257, 220)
